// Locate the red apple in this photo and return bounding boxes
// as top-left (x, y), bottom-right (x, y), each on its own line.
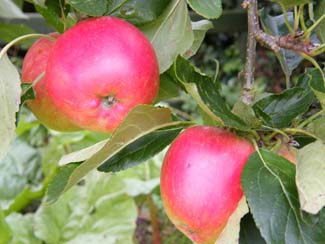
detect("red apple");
top-left (22, 33), bottom-right (80, 131)
top-left (45, 17), bottom-right (160, 133)
top-left (160, 126), bottom-right (254, 244)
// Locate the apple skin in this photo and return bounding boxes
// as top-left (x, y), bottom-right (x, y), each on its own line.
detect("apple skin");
top-left (277, 144), bottom-right (297, 164)
top-left (45, 17), bottom-right (160, 133)
top-left (160, 126), bottom-right (254, 244)
top-left (21, 33), bottom-right (80, 131)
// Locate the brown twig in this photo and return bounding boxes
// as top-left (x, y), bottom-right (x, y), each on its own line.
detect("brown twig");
top-left (240, 0), bottom-right (259, 104)
top-left (147, 194), bottom-right (161, 244)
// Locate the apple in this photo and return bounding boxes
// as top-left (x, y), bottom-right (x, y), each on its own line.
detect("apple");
top-left (45, 17), bottom-right (160, 133)
top-left (22, 33), bottom-right (80, 131)
top-left (160, 126), bottom-right (254, 244)
top-left (277, 143), bottom-right (297, 164)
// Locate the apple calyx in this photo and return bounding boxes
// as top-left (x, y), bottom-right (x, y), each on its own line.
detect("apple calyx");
top-left (101, 95), bottom-right (117, 109)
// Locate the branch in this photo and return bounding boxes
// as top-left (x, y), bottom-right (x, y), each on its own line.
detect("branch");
top-left (240, 0), bottom-right (322, 105)
top-left (240, 0), bottom-right (259, 105)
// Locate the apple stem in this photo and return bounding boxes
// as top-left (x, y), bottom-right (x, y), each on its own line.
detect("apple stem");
top-left (147, 194), bottom-right (161, 244)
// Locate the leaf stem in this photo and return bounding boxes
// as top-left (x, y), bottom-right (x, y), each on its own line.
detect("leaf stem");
top-left (282, 7), bottom-right (294, 33)
top-left (299, 52), bottom-right (325, 88)
top-left (284, 128), bottom-right (318, 139)
top-left (308, 3), bottom-right (315, 22)
top-left (304, 14), bottom-right (325, 40)
top-left (23, 72), bottom-right (45, 94)
top-left (297, 110), bottom-right (324, 129)
top-left (262, 125), bottom-right (290, 141)
top-left (0, 34), bottom-right (47, 58)
top-left (299, 5), bottom-right (307, 33)
top-left (285, 74), bottom-right (290, 89)
top-left (293, 6), bottom-right (299, 31)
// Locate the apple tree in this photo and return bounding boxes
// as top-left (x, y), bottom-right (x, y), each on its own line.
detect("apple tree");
top-left (1, 0), bottom-right (325, 243)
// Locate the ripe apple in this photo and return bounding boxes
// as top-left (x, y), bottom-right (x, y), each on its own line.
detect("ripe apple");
top-left (22, 33), bottom-right (80, 131)
top-left (160, 126), bottom-right (254, 244)
top-left (45, 17), bottom-right (160, 133)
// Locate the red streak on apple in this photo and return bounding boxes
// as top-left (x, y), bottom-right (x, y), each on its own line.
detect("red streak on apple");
top-left (22, 33), bottom-right (80, 131)
top-left (46, 17), bottom-right (159, 133)
top-left (161, 126), bottom-right (254, 244)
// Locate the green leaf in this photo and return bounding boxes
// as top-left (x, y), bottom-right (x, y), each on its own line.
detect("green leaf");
top-left (0, 54), bottom-right (21, 161)
top-left (41, 131), bottom-right (108, 176)
top-left (296, 140), bottom-right (325, 214)
top-left (306, 115), bottom-right (325, 142)
top-left (307, 68), bottom-right (325, 108)
top-left (140, 0), bottom-right (194, 73)
top-left (59, 139), bottom-right (109, 166)
top-left (260, 10), bottom-right (303, 77)
top-left (215, 197), bottom-right (248, 244)
top-left (232, 101), bottom-right (261, 128)
top-left (20, 83), bottom-right (35, 104)
top-left (35, 0), bottom-right (68, 33)
top-left (242, 149), bottom-right (325, 244)
top-left (239, 213), bottom-right (266, 244)
top-left (111, 0), bottom-right (171, 25)
top-left (0, 208), bottom-right (11, 244)
top-left (5, 213), bottom-right (42, 244)
top-left (253, 87), bottom-right (314, 128)
top-left (315, 1), bottom-right (325, 43)
top-left (98, 127), bottom-right (182, 172)
top-left (253, 106), bottom-right (273, 126)
top-left (0, 0), bottom-right (27, 18)
top-left (0, 23), bottom-right (35, 45)
top-left (171, 56), bottom-right (248, 130)
top-left (69, 0), bottom-right (168, 18)
top-left (184, 20), bottom-right (213, 58)
top-left (45, 105), bottom-right (190, 204)
top-left (155, 72), bottom-right (179, 102)
top-left (35, 171), bottom-right (137, 244)
top-left (12, 0), bottom-right (24, 8)
top-left (269, 0), bottom-right (312, 9)
top-left (45, 163), bottom-right (80, 205)
top-left (294, 135), bottom-right (316, 148)
top-left (57, 128), bottom-right (178, 173)
top-left (67, 0), bottom-right (108, 16)
top-left (119, 149), bottom-right (165, 196)
top-left (0, 138), bottom-right (42, 209)
top-left (123, 178), bottom-right (160, 196)
top-left (187, 0), bottom-right (222, 19)
top-left (16, 83), bottom-right (36, 126)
